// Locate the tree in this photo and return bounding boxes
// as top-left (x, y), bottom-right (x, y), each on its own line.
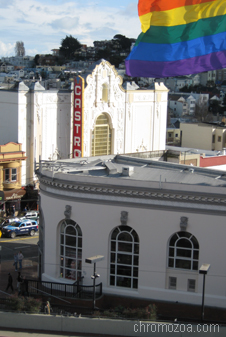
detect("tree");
top-left (195, 96), bottom-right (209, 121)
top-left (95, 47), bottom-right (111, 61)
top-left (15, 41), bottom-right (25, 57)
top-left (113, 34), bottom-right (134, 50)
top-left (206, 80), bottom-right (215, 87)
top-left (59, 35), bottom-right (81, 60)
top-left (34, 54), bottom-right (40, 65)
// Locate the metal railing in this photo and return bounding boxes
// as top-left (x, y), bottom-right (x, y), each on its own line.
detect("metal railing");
top-left (26, 279), bottom-right (102, 300)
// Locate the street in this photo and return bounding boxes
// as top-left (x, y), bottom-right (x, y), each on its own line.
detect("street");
top-left (0, 234), bottom-right (39, 264)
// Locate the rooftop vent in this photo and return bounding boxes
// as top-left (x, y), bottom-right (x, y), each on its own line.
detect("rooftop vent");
top-left (181, 167), bottom-right (194, 173)
top-left (105, 161), bottom-right (118, 175)
top-left (122, 166), bottom-right (134, 177)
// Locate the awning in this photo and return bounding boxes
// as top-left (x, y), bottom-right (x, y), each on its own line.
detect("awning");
top-left (0, 189), bottom-right (26, 201)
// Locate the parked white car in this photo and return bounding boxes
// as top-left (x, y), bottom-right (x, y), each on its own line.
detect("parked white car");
top-left (21, 211), bottom-right (39, 223)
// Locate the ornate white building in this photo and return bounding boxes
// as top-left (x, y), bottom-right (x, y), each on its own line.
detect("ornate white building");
top-left (82, 60), bottom-right (168, 157)
top-left (0, 60), bottom-right (168, 186)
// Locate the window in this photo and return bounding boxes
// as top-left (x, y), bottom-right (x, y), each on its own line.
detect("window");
top-left (4, 168), bottom-right (10, 182)
top-left (11, 168), bottom-right (17, 181)
top-left (92, 113), bottom-right (112, 156)
top-left (110, 225), bottom-right (139, 289)
top-left (4, 168), bottom-right (17, 183)
top-left (187, 279), bottom-right (196, 292)
top-left (168, 231), bottom-right (199, 271)
top-left (60, 219), bottom-right (82, 281)
top-left (212, 135), bottom-right (215, 143)
top-left (102, 83), bottom-right (108, 103)
top-left (218, 136), bottom-right (222, 142)
top-left (169, 277), bottom-right (177, 290)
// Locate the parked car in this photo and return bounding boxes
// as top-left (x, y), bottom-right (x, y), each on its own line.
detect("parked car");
top-left (21, 211), bottom-right (39, 223)
top-left (1, 219), bottom-right (39, 238)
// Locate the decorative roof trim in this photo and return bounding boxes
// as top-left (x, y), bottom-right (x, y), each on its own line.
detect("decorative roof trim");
top-left (38, 175), bottom-right (226, 207)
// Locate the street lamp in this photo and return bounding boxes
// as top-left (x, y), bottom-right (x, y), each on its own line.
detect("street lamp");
top-left (85, 255), bottom-right (104, 310)
top-left (199, 263), bottom-right (210, 321)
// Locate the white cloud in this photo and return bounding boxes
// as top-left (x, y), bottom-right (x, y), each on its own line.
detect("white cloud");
top-left (0, 0), bottom-right (140, 57)
top-left (0, 0), bottom-right (14, 8)
top-left (50, 16), bottom-right (79, 30)
top-left (0, 41), bottom-right (15, 57)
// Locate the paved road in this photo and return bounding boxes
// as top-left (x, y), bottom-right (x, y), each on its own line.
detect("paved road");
top-left (0, 235), bottom-right (39, 262)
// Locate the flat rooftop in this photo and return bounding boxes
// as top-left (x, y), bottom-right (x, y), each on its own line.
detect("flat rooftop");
top-left (38, 154), bottom-right (226, 188)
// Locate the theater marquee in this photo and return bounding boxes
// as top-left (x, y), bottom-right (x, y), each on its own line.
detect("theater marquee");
top-left (73, 76), bottom-right (84, 158)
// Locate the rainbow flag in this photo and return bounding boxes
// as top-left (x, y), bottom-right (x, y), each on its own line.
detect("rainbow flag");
top-left (125, 0), bottom-right (226, 78)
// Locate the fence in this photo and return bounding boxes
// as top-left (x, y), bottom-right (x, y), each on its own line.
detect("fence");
top-left (27, 279), bottom-right (102, 299)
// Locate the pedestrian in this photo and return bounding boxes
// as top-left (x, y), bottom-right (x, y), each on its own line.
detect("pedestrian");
top-left (13, 252), bottom-right (18, 271)
top-left (12, 205), bottom-right (15, 217)
top-left (5, 273), bottom-right (14, 293)
top-left (44, 301), bottom-right (51, 314)
top-left (18, 251), bottom-right (24, 269)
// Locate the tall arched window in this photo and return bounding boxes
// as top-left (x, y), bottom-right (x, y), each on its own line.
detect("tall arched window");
top-left (102, 83), bottom-right (108, 102)
top-left (168, 231), bottom-right (199, 271)
top-left (60, 219), bottom-right (82, 280)
top-left (110, 225), bottom-right (139, 289)
top-left (91, 113), bottom-right (112, 156)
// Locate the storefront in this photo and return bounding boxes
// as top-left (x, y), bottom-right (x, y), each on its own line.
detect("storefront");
top-left (0, 189), bottom-right (26, 216)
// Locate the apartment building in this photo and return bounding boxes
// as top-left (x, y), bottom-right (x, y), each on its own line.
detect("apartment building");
top-left (181, 122), bottom-right (226, 151)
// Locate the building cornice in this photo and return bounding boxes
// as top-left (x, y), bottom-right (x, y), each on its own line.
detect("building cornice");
top-left (38, 174), bottom-right (226, 214)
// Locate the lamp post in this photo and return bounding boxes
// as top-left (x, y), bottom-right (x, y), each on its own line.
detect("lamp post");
top-left (199, 263), bottom-right (210, 321)
top-left (85, 255), bottom-right (104, 310)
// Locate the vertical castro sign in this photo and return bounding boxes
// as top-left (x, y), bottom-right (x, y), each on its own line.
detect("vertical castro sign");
top-left (73, 76), bottom-right (84, 158)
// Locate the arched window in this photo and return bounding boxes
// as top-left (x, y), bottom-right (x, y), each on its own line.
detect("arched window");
top-left (110, 225), bottom-right (139, 289)
top-left (91, 113), bottom-right (112, 156)
top-left (168, 231), bottom-right (199, 271)
top-left (102, 83), bottom-right (108, 102)
top-left (60, 219), bottom-right (82, 280)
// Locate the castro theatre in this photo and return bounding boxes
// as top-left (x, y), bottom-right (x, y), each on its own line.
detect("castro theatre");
top-left (0, 60), bottom-right (168, 186)
top-left (71, 60), bottom-right (168, 158)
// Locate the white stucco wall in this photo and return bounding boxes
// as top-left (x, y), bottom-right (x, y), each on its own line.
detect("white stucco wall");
top-left (0, 85), bottom-right (29, 185)
top-left (0, 90), bottom-right (19, 144)
top-left (40, 178), bottom-right (226, 308)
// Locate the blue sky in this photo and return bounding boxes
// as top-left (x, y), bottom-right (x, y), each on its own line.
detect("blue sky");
top-left (0, 0), bottom-right (140, 57)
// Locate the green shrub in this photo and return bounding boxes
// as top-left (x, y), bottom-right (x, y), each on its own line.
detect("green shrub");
top-left (5, 296), bottom-right (24, 312)
top-left (23, 297), bottom-right (42, 313)
top-left (114, 305), bottom-right (125, 315)
top-left (93, 303), bottom-right (157, 320)
top-left (5, 296), bottom-right (42, 313)
top-left (146, 304), bottom-right (157, 320)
